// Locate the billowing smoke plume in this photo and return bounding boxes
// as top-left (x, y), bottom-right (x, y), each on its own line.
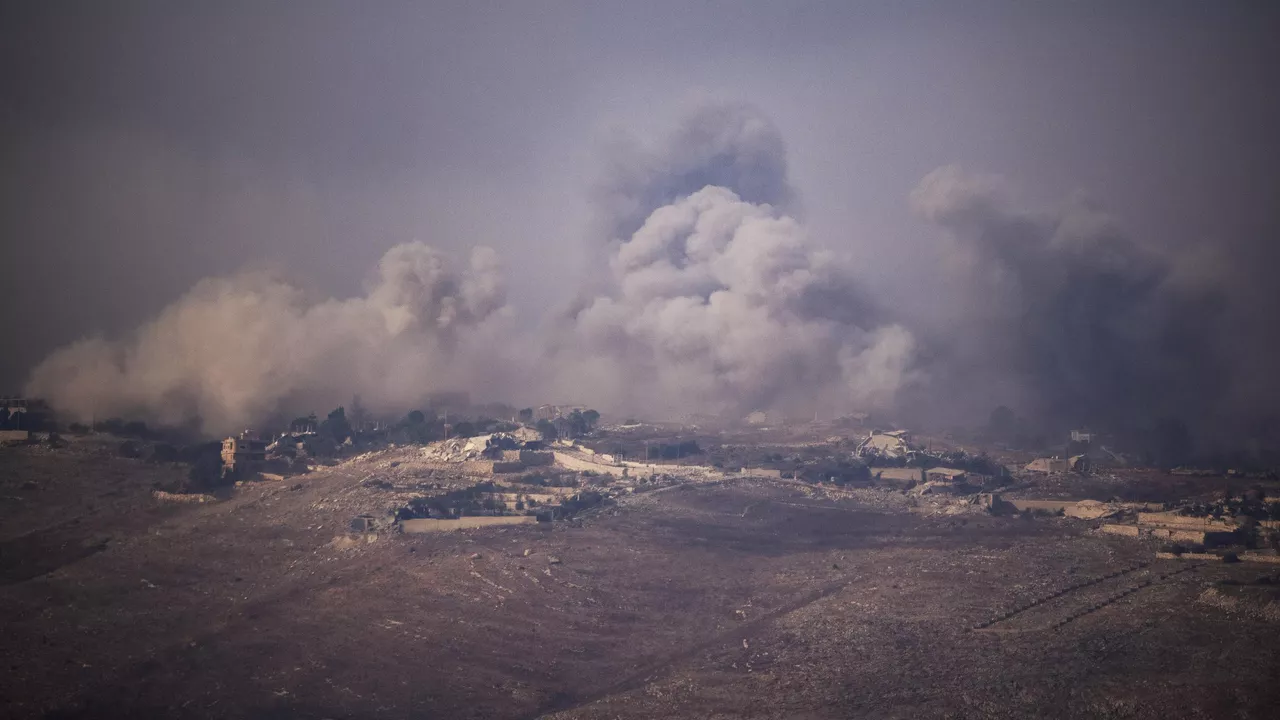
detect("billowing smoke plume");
top-left (909, 166), bottom-right (1226, 435)
top-left (25, 242), bottom-right (507, 435)
top-left (28, 103), bottom-right (911, 432)
top-left (29, 105), bottom-right (1251, 440)
top-left (548, 188), bottom-right (915, 419)
top-left (538, 104), bottom-right (915, 420)
top-left (595, 103), bottom-right (796, 242)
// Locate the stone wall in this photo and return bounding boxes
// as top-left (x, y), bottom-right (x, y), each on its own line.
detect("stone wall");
top-left (552, 452), bottom-right (628, 477)
top-left (1137, 512), bottom-right (1237, 530)
top-left (400, 516), bottom-right (537, 533)
top-left (518, 450), bottom-right (553, 466)
top-left (737, 468), bottom-right (783, 479)
top-left (1100, 524), bottom-right (1141, 537)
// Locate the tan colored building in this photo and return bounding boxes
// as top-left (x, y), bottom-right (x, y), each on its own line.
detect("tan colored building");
top-left (221, 432), bottom-right (267, 475)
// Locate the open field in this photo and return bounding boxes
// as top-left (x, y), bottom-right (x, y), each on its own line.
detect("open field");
top-left (2, 441), bottom-right (1279, 719)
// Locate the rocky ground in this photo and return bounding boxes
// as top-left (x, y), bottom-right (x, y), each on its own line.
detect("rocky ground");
top-left (1, 439), bottom-right (1278, 719)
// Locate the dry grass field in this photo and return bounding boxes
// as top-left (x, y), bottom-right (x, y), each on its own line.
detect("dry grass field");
top-left (2, 440), bottom-right (1278, 719)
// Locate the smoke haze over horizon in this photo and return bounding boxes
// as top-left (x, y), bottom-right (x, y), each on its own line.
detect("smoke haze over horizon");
top-left (5, 2), bottom-right (1280, 442)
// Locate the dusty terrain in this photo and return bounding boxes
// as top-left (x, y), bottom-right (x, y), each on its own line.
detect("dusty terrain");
top-left (2, 439), bottom-right (1278, 719)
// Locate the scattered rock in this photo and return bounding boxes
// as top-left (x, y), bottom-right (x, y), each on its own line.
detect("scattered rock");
top-left (547, 555), bottom-right (562, 565)
top-left (470, 552), bottom-right (482, 560)
top-left (523, 548), bottom-right (532, 557)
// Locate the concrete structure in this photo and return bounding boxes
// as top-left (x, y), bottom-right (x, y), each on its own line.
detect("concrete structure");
top-left (736, 467), bottom-right (783, 479)
top-left (221, 433), bottom-right (267, 474)
top-left (1, 397), bottom-right (27, 428)
top-left (1010, 499), bottom-right (1075, 513)
top-left (1007, 499), bottom-right (1122, 518)
top-left (519, 449), bottom-right (553, 466)
top-left (493, 492), bottom-right (558, 511)
top-left (1155, 551), bottom-right (1223, 561)
top-left (1071, 430), bottom-right (1094, 443)
top-left (400, 516), bottom-right (536, 533)
top-left (153, 490), bottom-right (215, 503)
top-left (1149, 527), bottom-right (1228, 544)
top-left (1101, 512), bottom-right (1241, 547)
top-left (1136, 512), bottom-right (1238, 531)
top-left (856, 430), bottom-right (913, 460)
top-left (1062, 499), bottom-right (1119, 519)
top-left (925, 467), bottom-right (967, 483)
top-left (0, 429), bottom-right (29, 443)
top-left (745, 410), bottom-right (768, 426)
top-left (1024, 457), bottom-right (1070, 474)
top-left (975, 493), bottom-right (1018, 514)
top-left (1101, 524), bottom-right (1141, 537)
top-left (500, 449), bottom-right (553, 466)
top-left (350, 515), bottom-right (379, 533)
top-left (535, 403), bottom-right (587, 421)
top-left (873, 467), bottom-right (924, 487)
top-left (1239, 551), bottom-right (1280, 564)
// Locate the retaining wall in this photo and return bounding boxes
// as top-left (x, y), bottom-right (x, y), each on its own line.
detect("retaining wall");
top-left (553, 452), bottom-right (629, 477)
top-left (400, 516), bottom-right (537, 533)
top-left (519, 450), bottom-right (554, 466)
top-left (1101, 524), bottom-right (1141, 537)
top-left (1137, 512), bottom-right (1237, 530)
top-left (1239, 551), bottom-right (1280, 564)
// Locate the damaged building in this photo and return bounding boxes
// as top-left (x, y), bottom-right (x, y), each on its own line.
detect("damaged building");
top-left (855, 429), bottom-right (914, 461)
top-left (1022, 455), bottom-right (1088, 474)
top-left (221, 431), bottom-right (267, 476)
top-left (0, 396), bottom-right (29, 442)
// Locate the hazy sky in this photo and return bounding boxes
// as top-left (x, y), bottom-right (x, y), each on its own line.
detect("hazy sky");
top-left (4, 2), bottom-right (1279, 422)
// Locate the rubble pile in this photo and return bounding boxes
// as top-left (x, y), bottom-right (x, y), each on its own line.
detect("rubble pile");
top-left (418, 432), bottom-right (541, 463)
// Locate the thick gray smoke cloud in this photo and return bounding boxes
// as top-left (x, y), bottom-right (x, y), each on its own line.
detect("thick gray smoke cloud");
top-left (25, 103), bottom-right (914, 432)
top-left (28, 106), bottom-right (1249, 440)
top-left (909, 166), bottom-right (1227, 434)
top-left (25, 243), bottom-right (507, 435)
top-left (541, 103), bottom-right (915, 420)
top-left (594, 103), bottom-right (796, 242)
top-left (550, 185), bottom-right (916, 420)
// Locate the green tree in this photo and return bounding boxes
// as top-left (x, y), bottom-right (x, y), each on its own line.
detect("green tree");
top-left (583, 409), bottom-right (600, 428)
top-left (536, 419), bottom-right (558, 440)
top-left (566, 410), bottom-right (588, 437)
